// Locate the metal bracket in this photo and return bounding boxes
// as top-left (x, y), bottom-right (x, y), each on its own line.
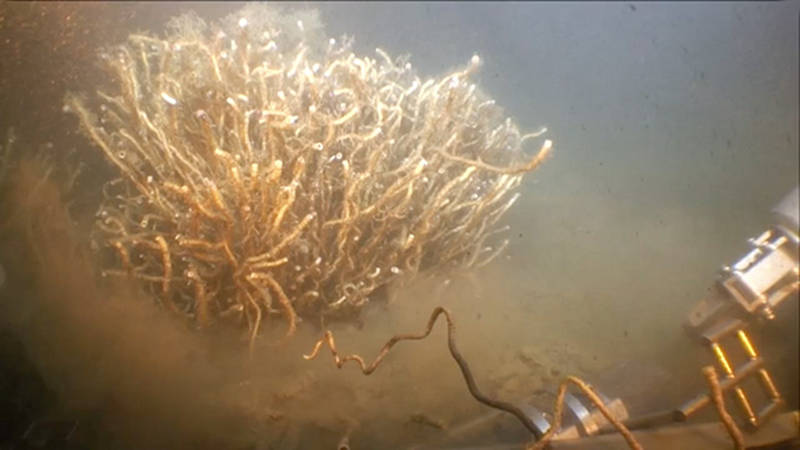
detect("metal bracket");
top-left (678, 320), bottom-right (783, 428)
top-left (523, 387), bottom-right (629, 441)
top-left (720, 225), bottom-right (799, 321)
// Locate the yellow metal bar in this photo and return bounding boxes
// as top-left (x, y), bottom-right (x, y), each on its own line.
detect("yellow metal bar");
top-left (733, 386), bottom-right (758, 426)
top-left (711, 342), bottom-right (734, 376)
top-left (737, 329), bottom-right (758, 359)
top-left (757, 369), bottom-right (781, 400)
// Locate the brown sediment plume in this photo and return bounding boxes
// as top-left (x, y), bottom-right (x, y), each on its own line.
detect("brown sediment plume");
top-left (65, 5), bottom-right (551, 345)
top-left (0, 148), bottom-right (267, 449)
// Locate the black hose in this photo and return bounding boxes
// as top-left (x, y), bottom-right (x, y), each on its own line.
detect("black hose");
top-left (435, 307), bottom-right (544, 439)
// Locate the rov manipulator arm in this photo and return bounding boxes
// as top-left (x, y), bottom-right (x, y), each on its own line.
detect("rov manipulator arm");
top-left (679, 185), bottom-right (799, 428)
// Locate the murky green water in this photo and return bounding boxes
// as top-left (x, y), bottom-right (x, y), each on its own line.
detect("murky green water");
top-left (1, 2), bottom-right (797, 449)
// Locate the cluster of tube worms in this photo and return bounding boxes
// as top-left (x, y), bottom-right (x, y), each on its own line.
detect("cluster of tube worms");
top-left (65, 8), bottom-right (551, 347)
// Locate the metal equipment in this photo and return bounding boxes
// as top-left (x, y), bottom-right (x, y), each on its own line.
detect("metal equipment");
top-left (681, 186), bottom-right (798, 429)
top-left (687, 187), bottom-right (799, 329)
top-left (533, 186), bottom-right (799, 448)
top-left (551, 185), bottom-right (798, 448)
top-left (413, 186), bottom-right (799, 449)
